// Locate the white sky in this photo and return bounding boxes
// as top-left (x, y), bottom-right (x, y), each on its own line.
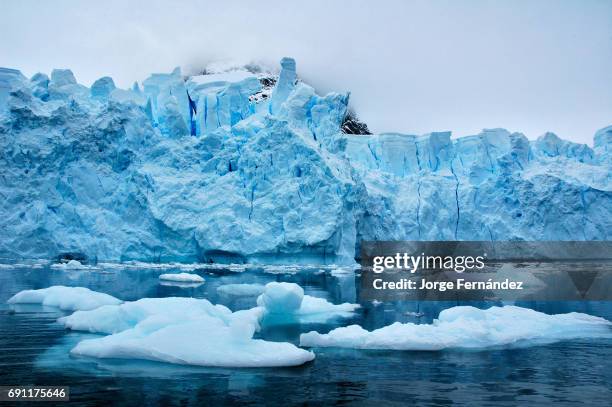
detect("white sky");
top-left (1, 0), bottom-right (611, 144)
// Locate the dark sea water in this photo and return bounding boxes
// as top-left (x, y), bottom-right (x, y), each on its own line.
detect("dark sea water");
top-left (0, 263), bottom-right (610, 406)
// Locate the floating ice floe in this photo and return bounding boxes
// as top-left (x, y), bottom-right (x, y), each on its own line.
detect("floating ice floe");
top-left (59, 297), bottom-right (235, 334)
top-left (50, 260), bottom-right (98, 270)
top-left (330, 267), bottom-right (354, 276)
top-left (59, 295), bottom-right (313, 367)
top-left (70, 315), bottom-right (314, 368)
top-left (257, 282), bottom-right (359, 323)
top-left (216, 283), bottom-right (266, 297)
top-left (300, 305), bottom-right (612, 350)
top-left (0, 261), bottom-right (48, 269)
top-left (54, 281), bottom-right (359, 367)
top-left (7, 286), bottom-right (121, 311)
top-left (158, 272), bottom-right (204, 283)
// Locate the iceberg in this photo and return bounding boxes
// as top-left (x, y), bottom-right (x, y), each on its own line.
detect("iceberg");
top-left (299, 306), bottom-right (612, 350)
top-left (7, 286), bottom-right (121, 311)
top-left (257, 282), bottom-right (359, 322)
top-left (58, 290), bottom-right (315, 367)
top-left (0, 58), bottom-right (609, 265)
top-left (50, 260), bottom-right (94, 270)
top-left (158, 272), bottom-right (204, 283)
top-left (59, 296), bottom-right (233, 334)
top-left (70, 316), bottom-right (314, 368)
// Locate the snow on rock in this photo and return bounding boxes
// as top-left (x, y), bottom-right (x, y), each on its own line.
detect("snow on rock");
top-left (7, 286), bottom-right (121, 311)
top-left (158, 272), bottom-right (204, 283)
top-left (217, 283), bottom-right (266, 297)
top-left (59, 295), bottom-right (314, 367)
top-left (0, 58), bottom-right (610, 265)
top-left (300, 306), bottom-right (612, 350)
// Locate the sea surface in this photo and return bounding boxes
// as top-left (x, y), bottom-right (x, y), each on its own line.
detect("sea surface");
top-left (0, 262), bottom-right (610, 406)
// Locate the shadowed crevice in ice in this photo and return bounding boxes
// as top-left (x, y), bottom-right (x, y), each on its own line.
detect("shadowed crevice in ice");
top-left (300, 305), bottom-right (612, 350)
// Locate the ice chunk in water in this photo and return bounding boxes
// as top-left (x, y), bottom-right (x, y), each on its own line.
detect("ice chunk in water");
top-left (300, 306), bottom-right (612, 350)
top-left (257, 282), bottom-right (304, 313)
top-left (70, 315), bottom-right (314, 367)
top-left (158, 272), bottom-right (204, 283)
top-left (59, 297), bottom-right (232, 334)
top-left (7, 286), bottom-right (121, 311)
top-left (60, 294), bottom-right (313, 367)
top-left (257, 282), bottom-right (359, 322)
top-left (217, 283), bottom-right (266, 297)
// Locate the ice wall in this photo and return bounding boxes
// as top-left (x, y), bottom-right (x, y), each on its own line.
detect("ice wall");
top-left (0, 58), bottom-right (610, 264)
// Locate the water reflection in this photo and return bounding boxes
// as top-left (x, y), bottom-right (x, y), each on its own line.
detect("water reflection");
top-left (0, 263), bottom-right (611, 405)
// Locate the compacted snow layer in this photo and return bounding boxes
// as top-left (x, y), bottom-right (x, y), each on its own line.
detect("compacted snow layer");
top-left (300, 305), bottom-right (612, 350)
top-left (158, 272), bottom-right (204, 283)
top-left (7, 286), bottom-right (121, 311)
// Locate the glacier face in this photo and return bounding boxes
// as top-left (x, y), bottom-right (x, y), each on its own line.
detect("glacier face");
top-left (0, 60), bottom-right (610, 264)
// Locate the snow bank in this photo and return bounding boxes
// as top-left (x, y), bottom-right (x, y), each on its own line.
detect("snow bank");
top-left (216, 283), bottom-right (265, 297)
top-left (300, 306), bottom-right (612, 350)
top-left (158, 272), bottom-right (204, 283)
top-left (7, 286), bottom-right (121, 311)
top-left (60, 296), bottom-right (313, 367)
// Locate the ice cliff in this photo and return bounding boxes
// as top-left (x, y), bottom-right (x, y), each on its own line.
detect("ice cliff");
top-left (0, 60), bottom-right (610, 264)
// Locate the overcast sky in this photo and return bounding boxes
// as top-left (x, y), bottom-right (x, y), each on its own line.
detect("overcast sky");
top-left (2, 0), bottom-right (611, 144)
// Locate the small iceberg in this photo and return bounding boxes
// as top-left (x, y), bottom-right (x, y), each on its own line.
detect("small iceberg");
top-left (158, 273), bottom-right (204, 283)
top-left (217, 283), bottom-right (266, 297)
top-left (300, 306), bottom-right (612, 350)
top-left (70, 316), bottom-right (314, 368)
top-left (59, 295), bottom-right (314, 367)
top-left (257, 282), bottom-right (359, 323)
top-left (47, 282), bottom-right (359, 368)
top-left (50, 260), bottom-right (96, 270)
top-left (7, 286), bottom-right (121, 311)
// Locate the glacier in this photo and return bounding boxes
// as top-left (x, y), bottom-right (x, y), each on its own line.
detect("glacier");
top-left (0, 59), bottom-right (610, 265)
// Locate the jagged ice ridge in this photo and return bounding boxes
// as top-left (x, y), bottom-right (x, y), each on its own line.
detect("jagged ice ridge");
top-left (0, 59), bottom-right (610, 264)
